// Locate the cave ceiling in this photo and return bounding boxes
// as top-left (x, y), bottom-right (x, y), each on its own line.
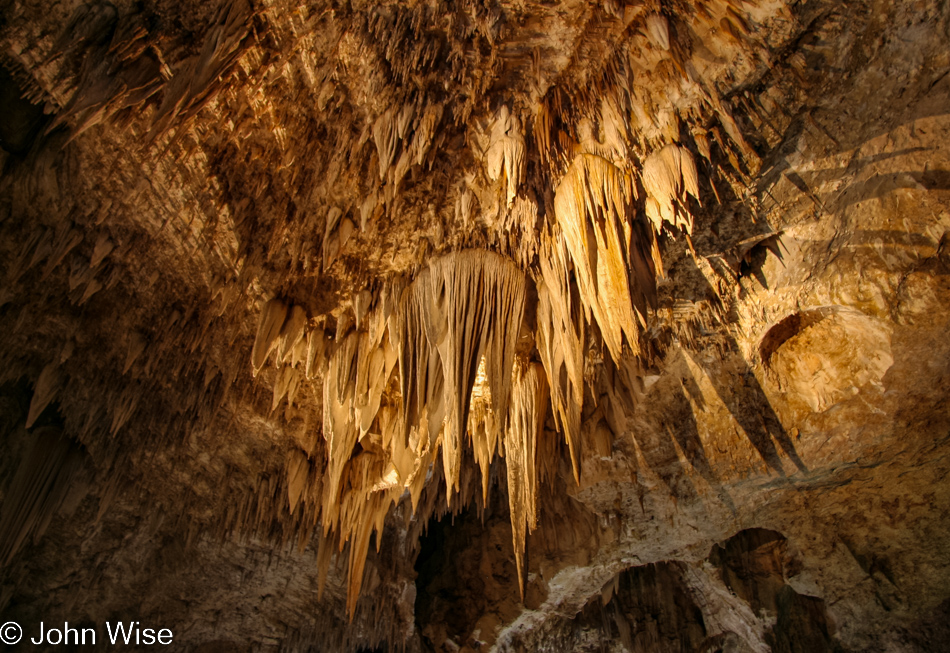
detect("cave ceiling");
top-left (1, 0), bottom-right (950, 651)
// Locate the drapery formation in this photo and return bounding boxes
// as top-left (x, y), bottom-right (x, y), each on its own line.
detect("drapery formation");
top-left (253, 250), bottom-right (540, 613)
top-left (244, 21), bottom-right (742, 598)
top-left (249, 136), bottom-right (700, 609)
top-left (17, 0), bottom-right (769, 619)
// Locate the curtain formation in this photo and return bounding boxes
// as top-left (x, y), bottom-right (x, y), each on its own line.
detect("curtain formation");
top-left (2, 0), bottom-right (776, 619)
top-left (251, 139), bottom-right (704, 612)
top-left (238, 0), bottom-right (774, 616)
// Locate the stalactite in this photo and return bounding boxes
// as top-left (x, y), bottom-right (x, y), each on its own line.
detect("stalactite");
top-left (286, 448), bottom-right (310, 514)
top-left (244, 249), bottom-right (529, 617)
top-left (0, 428), bottom-right (85, 567)
top-left (391, 278), bottom-right (445, 484)
top-left (504, 359), bottom-right (549, 599)
top-left (486, 105), bottom-right (526, 208)
top-left (147, 0), bottom-right (255, 142)
top-left (645, 14), bottom-right (671, 51)
top-left (468, 357), bottom-right (499, 503)
top-left (537, 226), bottom-right (586, 482)
top-left (251, 298), bottom-right (287, 375)
top-left (417, 250), bottom-right (526, 501)
top-left (553, 153), bottom-right (650, 361)
top-left (641, 143), bottom-right (701, 234)
top-left (199, 0), bottom-right (794, 625)
top-left (305, 326), bottom-right (328, 380)
top-left (26, 363), bottom-right (62, 428)
top-left (276, 305), bottom-right (308, 364)
top-left (322, 330), bottom-right (360, 531)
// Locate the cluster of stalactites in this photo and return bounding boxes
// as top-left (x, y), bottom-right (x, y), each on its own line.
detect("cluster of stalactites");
top-left (250, 296), bottom-right (326, 413)
top-left (0, 428), bottom-right (86, 568)
top-left (524, 0), bottom-right (767, 329)
top-left (397, 249), bottom-right (527, 500)
top-left (642, 144), bottom-right (701, 234)
top-left (251, 249), bottom-right (534, 617)
top-left (485, 105), bottom-right (527, 209)
top-left (533, 149), bottom-right (666, 482)
top-left (249, 140), bottom-right (708, 614)
top-left (535, 141), bottom-right (704, 474)
top-left (242, 0), bottom-right (783, 615)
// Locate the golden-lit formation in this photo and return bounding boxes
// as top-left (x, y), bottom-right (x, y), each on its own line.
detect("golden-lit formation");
top-left (238, 0), bottom-right (774, 616)
top-left (2, 0), bottom-right (949, 648)
top-left (0, 0), bottom-right (816, 634)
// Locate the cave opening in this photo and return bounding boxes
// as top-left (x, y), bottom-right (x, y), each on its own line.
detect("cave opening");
top-left (413, 488), bottom-right (520, 652)
top-left (711, 529), bottom-right (844, 653)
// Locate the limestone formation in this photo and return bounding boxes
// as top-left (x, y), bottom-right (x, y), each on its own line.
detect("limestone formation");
top-left (1, 0), bottom-right (950, 651)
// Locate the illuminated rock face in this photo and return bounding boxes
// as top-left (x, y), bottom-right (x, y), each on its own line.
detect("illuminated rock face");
top-left (1, 0), bottom-right (950, 651)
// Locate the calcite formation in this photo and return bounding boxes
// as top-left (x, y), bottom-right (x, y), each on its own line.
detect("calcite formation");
top-left (1, 0), bottom-right (949, 651)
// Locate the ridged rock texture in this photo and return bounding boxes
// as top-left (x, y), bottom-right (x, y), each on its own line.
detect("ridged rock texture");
top-left (1, 0), bottom-right (950, 651)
